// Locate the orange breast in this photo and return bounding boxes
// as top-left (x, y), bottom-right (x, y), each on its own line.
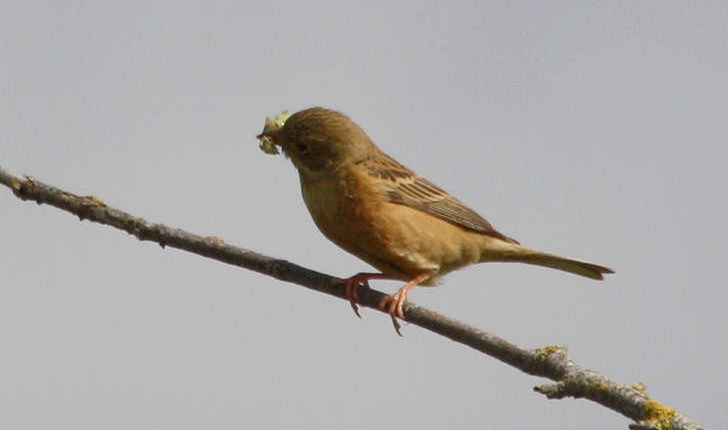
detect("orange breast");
top-left (299, 165), bottom-right (484, 283)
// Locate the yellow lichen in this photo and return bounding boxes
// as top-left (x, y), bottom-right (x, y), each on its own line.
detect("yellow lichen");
top-left (85, 195), bottom-right (107, 206)
top-left (203, 236), bottom-right (225, 246)
top-left (642, 399), bottom-right (678, 429)
top-left (535, 345), bottom-right (563, 359)
top-left (631, 382), bottom-right (647, 394)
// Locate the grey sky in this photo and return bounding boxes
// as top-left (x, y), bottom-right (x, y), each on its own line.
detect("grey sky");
top-left (2, 2), bottom-right (725, 429)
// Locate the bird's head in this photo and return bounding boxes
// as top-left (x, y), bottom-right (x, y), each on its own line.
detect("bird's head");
top-left (257, 107), bottom-right (376, 174)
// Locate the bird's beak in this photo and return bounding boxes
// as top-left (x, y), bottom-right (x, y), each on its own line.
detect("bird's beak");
top-left (257, 128), bottom-right (283, 155)
top-left (256, 129), bottom-right (278, 140)
top-left (257, 110), bottom-right (290, 155)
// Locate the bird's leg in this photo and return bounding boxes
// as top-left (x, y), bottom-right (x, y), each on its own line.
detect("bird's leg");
top-left (341, 272), bottom-right (395, 318)
top-left (379, 270), bottom-right (436, 335)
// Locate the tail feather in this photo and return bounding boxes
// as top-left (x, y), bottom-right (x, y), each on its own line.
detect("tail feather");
top-left (481, 241), bottom-right (614, 280)
top-left (519, 251), bottom-right (613, 280)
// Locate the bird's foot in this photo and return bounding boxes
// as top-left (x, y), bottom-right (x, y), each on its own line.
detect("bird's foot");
top-left (378, 270), bottom-right (436, 336)
top-left (378, 290), bottom-right (407, 335)
top-left (339, 273), bottom-right (389, 318)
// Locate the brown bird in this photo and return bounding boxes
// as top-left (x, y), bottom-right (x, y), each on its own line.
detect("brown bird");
top-left (258, 107), bottom-right (613, 334)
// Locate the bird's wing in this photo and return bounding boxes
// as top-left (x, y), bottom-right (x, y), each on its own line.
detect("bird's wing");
top-left (359, 153), bottom-right (518, 243)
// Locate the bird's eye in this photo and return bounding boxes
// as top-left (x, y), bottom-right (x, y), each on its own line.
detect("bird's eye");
top-left (296, 143), bottom-right (310, 153)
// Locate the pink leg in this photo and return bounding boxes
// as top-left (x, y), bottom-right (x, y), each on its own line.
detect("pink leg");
top-left (379, 270), bottom-right (436, 335)
top-left (341, 273), bottom-right (397, 318)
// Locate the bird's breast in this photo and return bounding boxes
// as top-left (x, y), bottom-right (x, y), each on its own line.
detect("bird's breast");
top-left (299, 169), bottom-right (388, 257)
top-left (297, 167), bottom-right (483, 282)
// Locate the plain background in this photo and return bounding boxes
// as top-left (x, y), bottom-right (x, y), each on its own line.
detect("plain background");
top-left (2, 2), bottom-right (725, 429)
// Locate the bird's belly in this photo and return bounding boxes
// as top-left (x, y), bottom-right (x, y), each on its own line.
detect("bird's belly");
top-left (301, 178), bottom-right (482, 282)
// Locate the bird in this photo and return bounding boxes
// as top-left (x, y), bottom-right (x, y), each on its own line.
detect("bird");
top-left (257, 107), bottom-right (613, 334)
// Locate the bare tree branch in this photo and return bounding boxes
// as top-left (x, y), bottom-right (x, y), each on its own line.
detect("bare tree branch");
top-left (0, 165), bottom-right (704, 430)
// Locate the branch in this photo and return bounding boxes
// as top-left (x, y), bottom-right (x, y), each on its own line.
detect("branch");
top-left (0, 165), bottom-right (704, 430)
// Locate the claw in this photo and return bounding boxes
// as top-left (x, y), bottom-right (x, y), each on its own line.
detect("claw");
top-left (344, 277), bottom-right (367, 318)
top-left (340, 273), bottom-right (388, 318)
top-left (378, 270), bottom-right (436, 335)
top-left (390, 315), bottom-right (402, 336)
top-left (340, 270), bottom-right (435, 335)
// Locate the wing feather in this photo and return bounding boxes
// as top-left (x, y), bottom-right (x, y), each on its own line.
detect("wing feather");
top-left (359, 154), bottom-right (518, 243)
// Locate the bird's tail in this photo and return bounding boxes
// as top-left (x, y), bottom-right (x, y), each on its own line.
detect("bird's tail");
top-left (480, 240), bottom-right (614, 280)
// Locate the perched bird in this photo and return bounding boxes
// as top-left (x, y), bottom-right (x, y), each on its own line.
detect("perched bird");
top-left (258, 107), bottom-right (613, 333)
